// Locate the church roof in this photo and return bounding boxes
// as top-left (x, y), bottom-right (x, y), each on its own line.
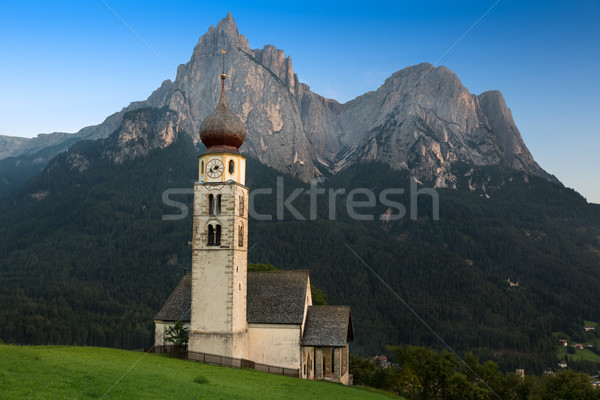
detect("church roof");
top-left (154, 272), bottom-right (191, 322)
top-left (301, 306), bottom-right (354, 347)
top-left (155, 270), bottom-right (354, 347)
top-left (154, 270), bottom-right (310, 325)
top-left (247, 270), bottom-right (309, 325)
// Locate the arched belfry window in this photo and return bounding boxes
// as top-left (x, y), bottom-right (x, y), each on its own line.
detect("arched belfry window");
top-left (238, 224), bottom-right (244, 247)
top-left (215, 225), bottom-right (221, 245)
top-left (229, 160), bottom-right (235, 174)
top-left (207, 224), bottom-right (215, 245)
top-left (208, 194), bottom-right (214, 215)
top-left (239, 194), bottom-right (244, 216)
top-left (216, 194), bottom-right (222, 215)
top-left (207, 223), bottom-right (221, 246)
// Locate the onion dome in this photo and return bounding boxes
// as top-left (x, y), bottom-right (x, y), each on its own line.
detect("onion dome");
top-left (199, 74), bottom-right (246, 154)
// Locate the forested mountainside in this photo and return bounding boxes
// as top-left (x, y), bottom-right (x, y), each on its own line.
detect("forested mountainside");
top-left (1, 114), bottom-right (599, 373)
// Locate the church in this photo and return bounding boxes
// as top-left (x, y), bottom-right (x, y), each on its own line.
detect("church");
top-left (154, 70), bottom-right (354, 384)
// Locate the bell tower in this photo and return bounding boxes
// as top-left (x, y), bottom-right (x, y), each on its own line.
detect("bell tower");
top-left (189, 57), bottom-right (249, 359)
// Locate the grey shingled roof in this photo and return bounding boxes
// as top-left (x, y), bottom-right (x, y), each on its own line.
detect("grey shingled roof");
top-left (154, 270), bottom-right (354, 338)
top-left (154, 273), bottom-right (191, 322)
top-left (301, 305), bottom-right (354, 347)
top-left (246, 270), bottom-right (309, 324)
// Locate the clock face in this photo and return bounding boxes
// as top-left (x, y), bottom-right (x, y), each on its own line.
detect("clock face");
top-left (206, 159), bottom-right (224, 178)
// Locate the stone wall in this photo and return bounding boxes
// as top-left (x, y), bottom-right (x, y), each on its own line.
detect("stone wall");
top-left (248, 324), bottom-right (302, 370)
top-left (189, 180), bottom-right (249, 359)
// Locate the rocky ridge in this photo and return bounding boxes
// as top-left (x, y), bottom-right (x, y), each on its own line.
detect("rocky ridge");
top-left (1, 12), bottom-right (556, 188)
top-left (0, 136), bottom-right (30, 159)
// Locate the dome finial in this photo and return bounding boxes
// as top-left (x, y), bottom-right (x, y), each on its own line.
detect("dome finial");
top-left (220, 49), bottom-right (227, 84)
top-left (198, 50), bottom-right (246, 154)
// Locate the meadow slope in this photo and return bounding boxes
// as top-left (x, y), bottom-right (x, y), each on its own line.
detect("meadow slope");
top-left (0, 345), bottom-right (398, 399)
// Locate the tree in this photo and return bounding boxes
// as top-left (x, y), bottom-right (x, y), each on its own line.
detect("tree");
top-left (591, 342), bottom-right (600, 356)
top-left (540, 370), bottom-right (600, 400)
top-left (311, 286), bottom-right (328, 305)
top-left (164, 320), bottom-right (189, 348)
top-left (390, 345), bottom-right (459, 399)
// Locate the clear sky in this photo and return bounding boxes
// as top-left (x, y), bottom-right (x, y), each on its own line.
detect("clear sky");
top-left (0, 1), bottom-right (598, 202)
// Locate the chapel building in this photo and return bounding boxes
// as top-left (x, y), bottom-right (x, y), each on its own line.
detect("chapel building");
top-left (154, 71), bottom-right (353, 384)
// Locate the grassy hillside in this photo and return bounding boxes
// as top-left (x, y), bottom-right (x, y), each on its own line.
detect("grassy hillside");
top-left (0, 345), bottom-right (397, 399)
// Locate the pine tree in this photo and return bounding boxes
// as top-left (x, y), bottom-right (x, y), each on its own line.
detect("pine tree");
top-left (164, 320), bottom-right (189, 348)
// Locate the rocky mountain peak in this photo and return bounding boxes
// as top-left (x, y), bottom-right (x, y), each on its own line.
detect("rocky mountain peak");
top-left (252, 45), bottom-right (298, 93)
top-left (194, 12), bottom-right (250, 57)
top-left (104, 15), bottom-right (559, 186)
top-left (334, 61), bottom-right (556, 187)
top-left (476, 90), bottom-right (550, 179)
top-left (1, 13), bottom-right (557, 191)
top-left (103, 107), bottom-right (180, 164)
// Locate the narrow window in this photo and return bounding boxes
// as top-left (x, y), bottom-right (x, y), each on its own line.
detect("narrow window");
top-left (239, 194), bottom-right (244, 216)
top-left (215, 225), bottom-right (221, 245)
top-left (207, 224), bottom-right (214, 245)
top-left (208, 194), bottom-right (214, 215)
top-left (238, 282), bottom-right (241, 290)
top-left (201, 160), bottom-right (204, 175)
top-left (331, 348), bottom-right (335, 374)
top-left (229, 160), bottom-right (235, 174)
top-left (238, 224), bottom-right (244, 247)
top-left (216, 194), bottom-right (222, 215)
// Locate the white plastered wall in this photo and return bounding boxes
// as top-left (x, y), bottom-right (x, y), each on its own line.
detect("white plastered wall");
top-left (248, 324), bottom-right (302, 370)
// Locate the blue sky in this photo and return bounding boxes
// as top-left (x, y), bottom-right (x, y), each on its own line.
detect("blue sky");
top-left (0, 1), bottom-right (598, 202)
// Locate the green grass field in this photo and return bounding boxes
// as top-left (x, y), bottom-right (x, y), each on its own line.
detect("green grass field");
top-left (558, 345), bottom-right (600, 363)
top-left (0, 345), bottom-right (398, 399)
top-left (554, 322), bottom-right (600, 364)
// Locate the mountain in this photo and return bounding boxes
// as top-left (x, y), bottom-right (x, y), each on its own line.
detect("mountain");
top-left (335, 69), bottom-right (555, 186)
top-left (1, 12), bottom-right (555, 198)
top-left (0, 108), bottom-right (147, 198)
top-left (0, 109), bottom-right (137, 161)
top-left (0, 135), bottom-right (30, 159)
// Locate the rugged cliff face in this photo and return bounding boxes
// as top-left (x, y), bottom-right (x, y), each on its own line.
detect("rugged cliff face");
top-left (336, 64), bottom-right (556, 186)
top-left (140, 13), bottom-right (314, 180)
top-left (1, 12), bottom-right (555, 187)
top-left (103, 108), bottom-right (180, 164)
top-left (142, 13), bottom-right (553, 185)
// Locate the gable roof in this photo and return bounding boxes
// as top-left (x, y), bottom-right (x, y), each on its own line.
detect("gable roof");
top-left (154, 272), bottom-right (191, 322)
top-left (154, 269), bottom-right (354, 339)
top-left (247, 270), bottom-right (309, 324)
top-left (302, 305), bottom-right (353, 347)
